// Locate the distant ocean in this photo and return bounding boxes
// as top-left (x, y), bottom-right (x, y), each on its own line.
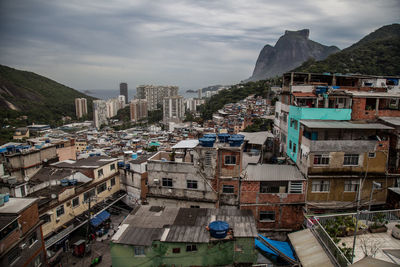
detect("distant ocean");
top-left (80, 89), bottom-right (198, 100)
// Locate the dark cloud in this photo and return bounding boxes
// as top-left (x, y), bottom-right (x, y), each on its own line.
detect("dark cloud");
top-left (0, 0), bottom-right (399, 91)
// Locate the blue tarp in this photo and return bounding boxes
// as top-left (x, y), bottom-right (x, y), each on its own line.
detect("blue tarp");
top-left (255, 239), bottom-right (277, 256)
top-left (258, 234), bottom-right (297, 262)
top-left (90, 210), bottom-right (111, 227)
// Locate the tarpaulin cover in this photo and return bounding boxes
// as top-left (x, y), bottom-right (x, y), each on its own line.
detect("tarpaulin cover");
top-left (255, 238), bottom-right (277, 256)
top-left (90, 210), bottom-right (111, 227)
top-left (258, 234), bottom-right (297, 262)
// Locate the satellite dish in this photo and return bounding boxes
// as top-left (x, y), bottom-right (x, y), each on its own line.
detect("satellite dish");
top-left (24, 176), bottom-right (29, 182)
top-left (51, 194), bottom-right (57, 199)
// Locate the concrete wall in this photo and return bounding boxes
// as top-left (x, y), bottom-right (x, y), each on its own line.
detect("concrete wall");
top-left (287, 106), bottom-right (352, 162)
top-left (110, 238), bottom-right (256, 267)
top-left (352, 98), bottom-right (400, 120)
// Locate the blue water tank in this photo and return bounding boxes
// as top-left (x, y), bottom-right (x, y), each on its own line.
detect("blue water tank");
top-left (209, 221), bottom-right (229, 238)
top-left (61, 179), bottom-right (69, 186)
top-left (204, 134), bottom-right (216, 140)
top-left (229, 134), bottom-right (244, 147)
top-left (132, 153), bottom-right (138, 160)
top-left (199, 138), bottom-right (215, 147)
top-left (45, 139), bottom-right (50, 143)
top-left (218, 134), bottom-right (230, 143)
top-left (118, 162), bottom-right (125, 168)
top-left (125, 164), bottom-right (130, 170)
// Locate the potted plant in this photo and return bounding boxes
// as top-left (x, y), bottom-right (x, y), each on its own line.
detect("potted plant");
top-left (369, 213), bottom-right (388, 233)
top-left (392, 224), bottom-right (400, 239)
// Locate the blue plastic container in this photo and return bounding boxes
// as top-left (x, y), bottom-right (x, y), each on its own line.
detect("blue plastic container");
top-left (209, 221), bottom-right (229, 238)
top-left (199, 138), bottom-right (215, 147)
top-left (217, 134), bottom-right (230, 143)
top-left (3, 194), bottom-right (9, 202)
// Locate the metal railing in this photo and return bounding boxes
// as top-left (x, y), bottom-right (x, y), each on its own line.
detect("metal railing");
top-left (306, 218), bottom-right (351, 267)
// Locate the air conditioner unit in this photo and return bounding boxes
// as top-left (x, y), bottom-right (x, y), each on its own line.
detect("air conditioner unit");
top-left (20, 243), bottom-right (27, 249)
top-left (154, 178), bottom-right (159, 184)
top-left (56, 217), bottom-right (60, 222)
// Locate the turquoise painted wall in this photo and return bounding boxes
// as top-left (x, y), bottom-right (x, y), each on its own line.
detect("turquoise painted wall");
top-left (287, 107), bottom-right (351, 162)
top-left (110, 238), bottom-right (256, 267)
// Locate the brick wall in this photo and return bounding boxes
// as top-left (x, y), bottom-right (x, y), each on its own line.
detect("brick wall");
top-left (19, 202), bottom-right (39, 235)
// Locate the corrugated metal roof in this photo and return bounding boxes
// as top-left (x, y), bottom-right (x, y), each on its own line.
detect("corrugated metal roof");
top-left (117, 227), bottom-right (163, 246)
top-left (380, 117), bottom-right (400, 126)
top-left (239, 131), bottom-right (273, 145)
top-left (172, 140), bottom-right (199, 149)
top-left (243, 164), bottom-right (304, 181)
top-left (165, 225), bottom-right (209, 243)
top-left (300, 120), bottom-right (394, 130)
top-left (124, 206), bottom-right (180, 228)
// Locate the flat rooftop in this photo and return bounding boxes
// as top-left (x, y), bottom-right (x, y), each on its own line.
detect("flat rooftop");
top-left (300, 120), bottom-right (393, 130)
top-left (0, 198), bottom-right (37, 214)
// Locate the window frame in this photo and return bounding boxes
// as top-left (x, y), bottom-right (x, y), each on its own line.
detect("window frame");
top-left (187, 180), bottom-right (198, 189)
top-left (344, 180), bottom-right (359, 192)
top-left (162, 178), bottom-right (173, 187)
top-left (110, 164), bottom-right (116, 171)
top-left (222, 184), bottom-right (235, 194)
top-left (110, 177), bottom-right (116, 187)
top-left (314, 154), bottom-right (330, 165)
top-left (97, 182), bottom-right (107, 194)
top-left (56, 205), bottom-right (65, 218)
top-left (186, 244), bottom-right (197, 252)
top-left (72, 197), bottom-right (80, 208)
top-left (97, 168), bottom-right (104, 178)
top-left (259, 211), bottom-right (275, 222)
top-left (224, 155), bottom-right (237, 165)
top-left (343, 154), bottom-right (359, 166)
top-left (311, 180), bottom-right (330, 192)
top-left (28, 231), bottom-right (38, 247)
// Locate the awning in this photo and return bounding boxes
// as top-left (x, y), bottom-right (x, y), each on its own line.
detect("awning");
top-left (257, 234), bottom-right (297, 264)
top-left (90, 210), bottom-right (111, 227)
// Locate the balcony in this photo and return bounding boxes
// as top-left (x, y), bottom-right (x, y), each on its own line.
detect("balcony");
top-left (306, 209), bottom-right (400, 266)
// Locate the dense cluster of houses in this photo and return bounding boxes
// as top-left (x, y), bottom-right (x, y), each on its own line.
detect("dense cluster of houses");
top-left (1, 71), bottom-right (400, 266)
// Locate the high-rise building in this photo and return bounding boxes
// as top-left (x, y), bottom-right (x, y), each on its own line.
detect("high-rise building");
top-left (106, 98), bottom-right (119, 118)
top-left (130, 99), bottom-right (148, 122)
top-left (93, 100), bottom-right (108, 129)
top-left (198, 88), bottom-right (202, 99)
top-left (163, 95), bottom-right (184, 124)
top-left (118, 95), bottom-right (126, 109)
top-left (120, 83), bottom-right (128, 104)
top-left (136, 85), bottom-right (178, 111)
top-left (75, 98), bottom-right (87, 119)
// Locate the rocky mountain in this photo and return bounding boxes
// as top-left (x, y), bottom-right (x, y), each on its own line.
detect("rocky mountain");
top-left (294, 24), bottom-right (400, 75)
top-left (0, 64), bottom-right (95, 125)
top-left (248, 29), bottom-right (339, 81)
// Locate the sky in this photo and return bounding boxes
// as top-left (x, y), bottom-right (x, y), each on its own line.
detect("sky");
top-left (0, 0), bottom-right (399, 94)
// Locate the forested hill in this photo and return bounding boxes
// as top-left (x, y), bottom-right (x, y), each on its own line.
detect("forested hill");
top-left (294, 24), bottom-right (400, 75)
top-left (0, 64), bottom-right (96, 125)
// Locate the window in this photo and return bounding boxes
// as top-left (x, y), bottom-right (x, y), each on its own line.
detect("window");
top-left (97, 169), bottom-right (104, 178)
top-left (72, 197), bottom-right (80, 208)
top-left (289, 181), bottom-right (303, 194)
top-left (186, 244), bottom-right (197, 252)
top-left (289, 140), bottom-right (292, 150)
top-left (8, 247), bottom-right (21, 265)
top-left (172, 248), bottom-right (180, 253)
top-left (28, 232), bottom-right (37, 246)
top-left (187, 180), bottom-right (198, 189)
top-left (314, 154), bottom-right (330, 165)
top-left (110, 177), bottom-right (116, 187)
top-left (343, 154), bottom-right (359, 166)
top-left (344, 180), bottom-right (359, 192)
top-left (222, 185), bottom-right (234, 194)
top-left (205, 152), bottom-right (212, 166)
top-left (281, 133), bottom-right (286, 144)
top-left (290, 119), bottom-right (298, 130)
top-left (224, 155), bottom-right (236, 165)
top-left (84, 189), bottom-right (96, 202)
top-left (56, 205), bottom-right (64, 217)
top-left (293, 143), bottom-right (296, 153)
top-left (190, 205), bottom-right (200, 208)
top-left (134, 246), bottom-right (145, 256)
top-left (368, 152), bottom-right (376, 158)
top-left (39, 214), bottom-right (51, 224)
top-left (110, 164), bottom-right (115, 171)
top-left (312, 180), bottom-right (330, 192)
top-left (162, 178), bottom-right (173, 187)
top-left (19, 186), bottom-right (26, 197)
top-left (275, 112), bottom-right (279, 118)
top-left (34, 254), bottom-right (42, 267)
top-left (260, 181), bottom-right (288, 193)
top-left (259, 211), bottom-right (275, 221)
top-left (97, 182), bottom-right (107, 194)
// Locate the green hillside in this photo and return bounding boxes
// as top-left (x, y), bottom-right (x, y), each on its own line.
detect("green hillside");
top-left (294, 24), bottom-right (400, 75)
top-left (0, 64), bottom-right (96, 126)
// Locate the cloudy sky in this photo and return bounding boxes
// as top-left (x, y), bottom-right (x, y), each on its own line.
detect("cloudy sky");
top-left (0, 0), bottom-right (399, 94)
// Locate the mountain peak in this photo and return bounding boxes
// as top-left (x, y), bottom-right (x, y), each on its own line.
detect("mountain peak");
top-left (284, 29), bottom-right (310, 39)
top-left (247, 29), bottom-right (339, 81)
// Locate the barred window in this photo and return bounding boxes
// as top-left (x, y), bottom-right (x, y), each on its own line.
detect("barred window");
top-left (312, 180), bottom-right (330, 192)
top-left (344, 180), bottom-right (359, 192)
top-left (187, 180), bottom-right (198, 189)
top-left (162, 178), bottom-right (173, 187)
top-left (314, 154), bottom-right (330, 165)
top-left (344, 154), bottom-right (359, 166)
